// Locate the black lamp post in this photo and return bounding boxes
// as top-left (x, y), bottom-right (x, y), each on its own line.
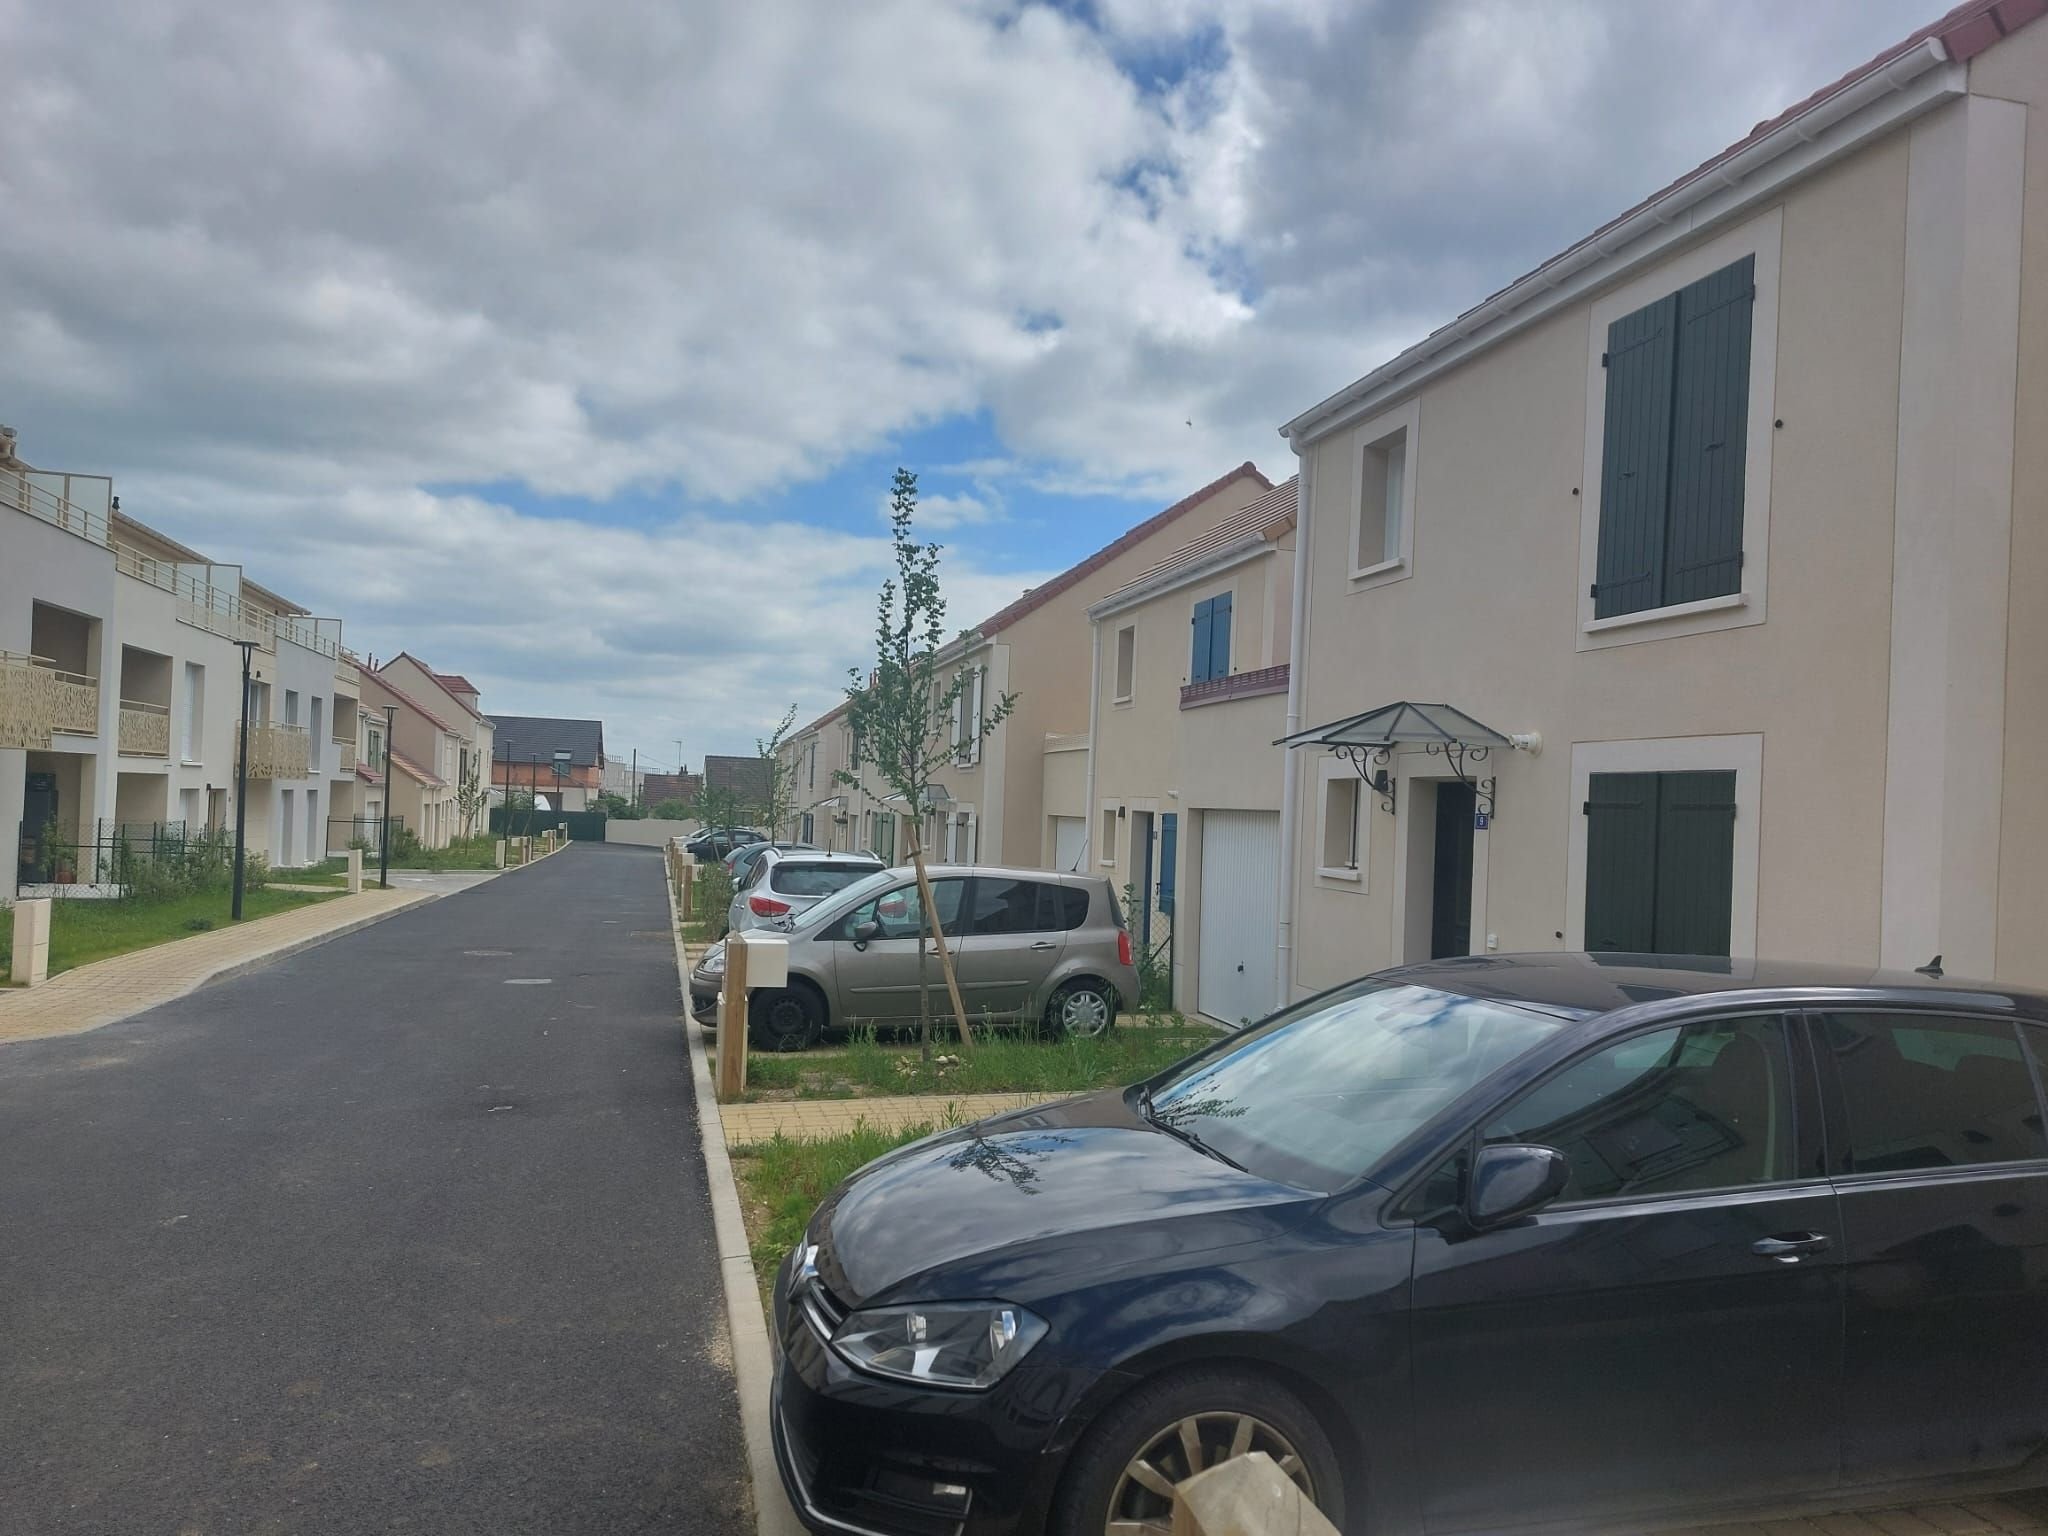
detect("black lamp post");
top-left (231, 639), bottom-right (257, 920)
top-left (379, 704), bottom-right (396, 889)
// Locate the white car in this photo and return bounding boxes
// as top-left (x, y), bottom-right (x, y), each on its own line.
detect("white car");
top-left (727, 848), bottom-right (885, 935)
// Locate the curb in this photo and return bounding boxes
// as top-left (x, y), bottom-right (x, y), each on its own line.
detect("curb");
top-left (666, 867), bottom-right (804, 1536)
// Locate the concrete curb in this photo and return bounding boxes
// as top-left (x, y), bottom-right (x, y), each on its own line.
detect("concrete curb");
top-left (666, 867), bottom-right (804, 1536)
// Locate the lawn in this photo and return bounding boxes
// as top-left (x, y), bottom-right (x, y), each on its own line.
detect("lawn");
top-left (386, 834), bottom-right (502, 872)
top-left (2, 887), bottom-right (341, 979)
top-left (269, 857), bottom-right (351, 887)
top-left (731, 1120), bottom-right (949, 1297)
top-left (739, 1020), bottom-right (1216, 1101)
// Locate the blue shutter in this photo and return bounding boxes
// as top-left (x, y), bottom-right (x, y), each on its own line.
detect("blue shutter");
top-left (1209, 592), bottom-right (1232, 680)
top-left (1664, 257), bottom-right (1753, 607)
top-left (1158, 812), bottom-right (1178, 916)
top-left (1593, 295), bottom-right (1678, 619)
top-left (1190, 599), bottom-right (1215, 683)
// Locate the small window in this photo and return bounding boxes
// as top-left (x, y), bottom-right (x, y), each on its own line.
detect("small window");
top-left (1114, 626), bottom-right (1136, 703)
top-left (1486, 1016), bottom-right (1796, 1202)
top-left (1189, 593), bottom-right (1232, 683)
top-left (1100, 808), bottom-right (1118, 866)
top-left (844, 878), bottom-right (966, 941)
top-left (774, 862), bottom-right (879, 898)
top-left (965, 877), bottom-right (1043, 935)
top-left (1357, 428), bottom-right (1406, 572)
top-left (1321, 774), bottom-right (1360, 876)
top-left (1821, 1014), bottom-right (2047, 1174)
top-left (1043, 883), bottom-right (1092, 931)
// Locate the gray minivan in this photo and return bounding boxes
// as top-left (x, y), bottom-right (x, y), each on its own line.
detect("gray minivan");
top-left (690, 863), bottom-right (1139, 1050)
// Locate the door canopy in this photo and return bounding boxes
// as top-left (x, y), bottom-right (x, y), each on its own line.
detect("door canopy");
top-left (1277, 701), bottom-right (1523, 819)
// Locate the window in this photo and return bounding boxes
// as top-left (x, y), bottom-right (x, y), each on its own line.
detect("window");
top-left (807, 742), bottom-right (816, 790)
top-left (366, 722), bottom-right (385, 772)
top-left (1487, 1016), bottom-right (1796, 1203)
top-left (1100, 807), bottom-right (1118, 866)
top-left (1319, 765), bottom-right (1362, 880)
top-left (284, 689), bottom-right (299, 726)
top-left (1583, 770), bottom-right (1735, 955)
top-left (1592, 255), bottom-right (1755, 620)
top-left (181, 662), bottom-right (203, 762)
top-left (965, 877), bottom-right (1047, 935)
top-left (799, 813), bottom-right (814, 843)
top-left (1357, 428), bottom-right (1406, 571)
top-left (1820, 1014), bottom-right (2047, 1174)
top-left (950, 665), bottom-right (986, 765)
top-left (845, 878), bottom-right (966, 941)
top-left (1189, 593), bottom-right (1232, 683)
top-left (772, 862), bottom-right (877, 899)
top-left (1113, 626), bottom-right (1136, 703)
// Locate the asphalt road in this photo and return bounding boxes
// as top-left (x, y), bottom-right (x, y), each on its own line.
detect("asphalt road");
top-left (0, 843), bottom-right (748, 1536)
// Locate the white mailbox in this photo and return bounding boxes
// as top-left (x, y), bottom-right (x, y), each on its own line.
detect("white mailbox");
top-left (741, 933), bottom-right (790, 989)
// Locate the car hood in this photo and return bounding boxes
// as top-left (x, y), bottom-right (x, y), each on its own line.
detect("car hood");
top-left (816, 1090), bottom-right (1314, 1306)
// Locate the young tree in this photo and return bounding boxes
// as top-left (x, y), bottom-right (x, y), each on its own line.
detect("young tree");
top-left (755, 704), bottom-right (800, 838)
top-left (455, 757), bottom-right (487, 839)
top-left (690, 775), bottom-right (744, 839)
top-left (837, 468), bottom-right (1017, 1058)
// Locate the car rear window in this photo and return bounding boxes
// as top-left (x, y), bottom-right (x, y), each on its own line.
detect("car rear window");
top-left (1821, 1013), bottom-right (2048, 1173)
top-left (773, 862), bottom-right (882, 898)
top-left (1046, 884), bottom-right (1090, 931)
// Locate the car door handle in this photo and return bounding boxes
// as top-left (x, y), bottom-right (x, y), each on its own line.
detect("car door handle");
top-left (1752, 1232), bottom-right (1831, 1263)
top-left (1029, 940), bottom-right (1057, 951)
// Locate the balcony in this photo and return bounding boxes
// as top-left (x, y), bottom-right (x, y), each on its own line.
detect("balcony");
top-left (239, 721), bottom-right (310, 780)
top-left (334, 738), bottom-right (358, 775)
top-left (1180, 662), bottom-right (1290, 710)
top-left (0, 653), bottom-right (101, 749)
top-left (3, 467), bottom-right (111, 546)
top-left (335, 646), bottom-right (362, 689)
top-left (118, 700), bottom-right (172, 757)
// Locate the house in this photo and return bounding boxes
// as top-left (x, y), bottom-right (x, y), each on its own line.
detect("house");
top-left (1083, 477), bottom-right (1298, 1024)
top-left (489, 715), bottom-right (605, 810)
top-left (375, 654), bottom-right (494, 837)
top-left (1, 428), bottom-right (360, 883)
top-left (703, 753), bottom-right (770, 815)
top-left (1266, 0), bottom-right (2048, 1001)
top-left (355, 668), bottom-right (470, 849)
top-left (640, 769), bottom-right (702, 809)
top-left (782, 706), bottom-right (864, 851)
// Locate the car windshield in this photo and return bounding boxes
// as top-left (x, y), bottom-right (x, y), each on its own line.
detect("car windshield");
top-left (788, 868), bottom-right (898, 929)
top-left (775, 862), bottom-right (883, 897)
top-left (1144, 981), bottom-right (1566, 1193)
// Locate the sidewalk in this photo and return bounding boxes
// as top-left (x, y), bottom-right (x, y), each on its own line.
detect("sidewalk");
top-left (719, 1090), bottom-right (1050, 1145)
top-left (1687, 1495), bottom-right (2048, 1534)
top-left (0, 886), bottom-right (430, 1045)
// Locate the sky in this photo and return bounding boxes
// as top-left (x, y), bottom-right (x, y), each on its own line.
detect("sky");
top-left (2, 0), bottom-right (1937, 776)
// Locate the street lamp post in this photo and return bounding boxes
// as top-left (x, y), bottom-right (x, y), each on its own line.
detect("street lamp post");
top-left (230, 639), bottom-right (257, 920)
top-left (379, 704), bottom-right (396, 889)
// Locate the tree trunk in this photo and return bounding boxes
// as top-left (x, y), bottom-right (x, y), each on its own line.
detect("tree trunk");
top-left (906, 825), bottom-right (975, 1056)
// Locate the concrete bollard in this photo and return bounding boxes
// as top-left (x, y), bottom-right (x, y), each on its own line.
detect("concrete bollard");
top-left (495, 839), bottom-right (507, 870)
top-left (10, 898), bottom-right (52, 988)
top-left (346, 848), bottom-right (363, 894)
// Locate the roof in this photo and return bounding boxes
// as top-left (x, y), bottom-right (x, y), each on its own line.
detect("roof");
top-left (384, 746), bottom-right (445, 787)
top-left (1100, 476), bottom-right (1297, 608)
top-left (111, 511), bottom-right (211, 566)
top-left (1282, 0), bottom-right (2047, 443)
top-left (363, 670), bottom-right (461, 735)
top-left (972, 462), bottom-right (1272, 638)
top-left (490, 714), bottom-right (605, 768)
top-left (434, 672), bottom-right (479, 697)
top-left (705, 753), bottom-right (772, 803)
top-left (239, 577), bottom-right (308, 617)
top-left (384, 653), bottom-right (483, 720)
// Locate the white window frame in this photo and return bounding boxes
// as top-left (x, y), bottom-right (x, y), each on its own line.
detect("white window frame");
top-left (1113, 625), bottom-right (1136, 705)
top-left (1315, 756), bottom-right (1366, 885)
top-left (1348, 396), bottom-right (1420, 588)
top-left (1099, 804), bottom-right (1119, 867)
top-left (966, 666), bottom-right (984, 766)
top-left (1577, 208), bottom-right (1781, 650)
top-left (1563, 733), bottom-right (1764, 958)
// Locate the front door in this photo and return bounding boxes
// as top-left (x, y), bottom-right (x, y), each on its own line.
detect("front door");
top-left (1410, 1013), bottom-right (1842, 1531)
top-left (1430, 781), bottom-right (1475, 958)
top-left (834, 877), bottom-right (967, 1028)
top-left (20, 771), bottom-right (58, 881)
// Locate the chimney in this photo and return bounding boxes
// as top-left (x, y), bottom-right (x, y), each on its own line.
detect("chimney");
top-left (0, 425), bottom-right (19, 468)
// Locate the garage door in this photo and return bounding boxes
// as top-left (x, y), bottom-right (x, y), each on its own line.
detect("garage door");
top-left (1198, 810), bottom-right (1278, 1029)
top-left (1051, 816), bottom-right (1086, 873)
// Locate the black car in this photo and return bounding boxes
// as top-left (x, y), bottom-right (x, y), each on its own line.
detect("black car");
top-left (771, 953), bottom-right (2048, 1536)
top-left (685, 826), bottom-right (765, 861)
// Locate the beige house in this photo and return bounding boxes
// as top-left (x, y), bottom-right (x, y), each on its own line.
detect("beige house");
top-left (376, 654), bottom-right (493, 838)
top-left (1267, 6), bottom-right (2048, 1003)
top-left (1083, 477), bottom-right (1297, 1024)
top-left (356, 667), bottom-right (470, 850)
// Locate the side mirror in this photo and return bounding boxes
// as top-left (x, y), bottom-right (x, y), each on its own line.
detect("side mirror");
top-left (1466, 1143), bottom-right (1570, 1230)
top-left (852, 920), bottom-right (881, 947)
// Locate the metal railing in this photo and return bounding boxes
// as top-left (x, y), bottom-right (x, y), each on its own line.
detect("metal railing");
top-left (16, 819), bottom-right (236, 889)
top-left (330, 815), bottom-right (403, 853)
top-left (1, 467), bottom-right (111, 546)
top-left (240, 720), bottom-right (311, 780)
top-left (117, 699), bottom-right (172, 757)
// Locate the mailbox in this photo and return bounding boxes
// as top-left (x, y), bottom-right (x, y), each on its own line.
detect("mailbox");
top-left (740, 933), bottom-right (789, 989)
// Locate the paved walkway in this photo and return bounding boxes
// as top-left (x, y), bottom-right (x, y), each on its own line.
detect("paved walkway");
top-left (1687, 1494), bottom-right (2048, 1534)
top-left (720, 1089), bottom-right (1050, 1144)
top-left (0, 886), bottom-right (428, 1045)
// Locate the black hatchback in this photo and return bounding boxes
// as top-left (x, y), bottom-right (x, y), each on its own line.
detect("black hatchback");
top-left (770, 953), bottom-right (2048, 1536)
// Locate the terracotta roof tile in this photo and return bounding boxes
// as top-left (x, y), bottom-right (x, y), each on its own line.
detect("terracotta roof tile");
top-left (1107, 477), bottom-right (1298, 604)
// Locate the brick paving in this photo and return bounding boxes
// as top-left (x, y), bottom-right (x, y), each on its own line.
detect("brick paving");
top-left (0, 886), bottom-right (430, 1044)
top-left (719, 1090), bottom-right (1049, 1145)
top-left (1680, 1493), bottom-right (2048, 1534)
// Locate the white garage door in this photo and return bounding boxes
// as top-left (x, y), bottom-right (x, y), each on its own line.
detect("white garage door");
top-left (1198, 810), bottom-right (1278, 1029)
top-left (1051, 816), bottom-right (1086, 873)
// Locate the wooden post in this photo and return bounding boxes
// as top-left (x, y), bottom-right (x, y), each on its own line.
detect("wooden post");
top-left (1170, 1453), bottom-right (1338, 1536)
top-left (680, 859), bottom-right (696, 923)
top-left (345, 848), bottom-right (362, 894)
top-left (906, 828), bottom-right (974, 1054)
top-left (10, 897), bottom-right (51, 988)
top-left (716, 930), bottom-right (750, 1100)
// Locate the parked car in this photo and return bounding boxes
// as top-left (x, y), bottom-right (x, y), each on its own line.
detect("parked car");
top-left (770, 953), bottom-right (2048, 1536)
top-left (689, 864), bottom-right (1136, 1049)
top-left (686, 826), bottom-right (765, 861)
top-left (725, 838), bottom-right (818, 887)
top-left (728, 849), bottom-right (885, 935)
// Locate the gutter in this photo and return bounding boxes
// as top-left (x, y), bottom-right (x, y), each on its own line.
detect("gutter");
top-left (1274, 453), bottom-right (1314, 1009)
top-left (1086, 531), bottom-right (1277, 622)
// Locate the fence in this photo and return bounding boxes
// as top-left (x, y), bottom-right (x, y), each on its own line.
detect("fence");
top-left (329, 815), bottom-right (405, 853)
top-left (489, 807), bottom-right (607, 842)
top-left (17, 819), bottom-right (234, 888)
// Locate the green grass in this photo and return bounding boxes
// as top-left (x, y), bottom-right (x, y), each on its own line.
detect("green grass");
top-left (731, 1120), bottom-right (949, 1285)
top-left (740, 1021), bottom-right (1215, 1101)
top-left (269, 857), bottom-right (350, 887)
top-left (2, 887), bottom-right (341, 979)
top-left (386, 834), bottom-right (502, 872)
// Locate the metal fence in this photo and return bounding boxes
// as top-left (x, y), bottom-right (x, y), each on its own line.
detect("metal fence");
top-left (489, 807), bottom-right (607, 841)
top-left (16, 819), bottom-right (236, 887)
top-left (328, 815), bottom-right (405, 852)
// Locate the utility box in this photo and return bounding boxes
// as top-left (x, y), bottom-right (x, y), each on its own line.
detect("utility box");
top-left (10, 898), bottom-right (52, 987)
top-left (743, 933), bottom-right (789, 989)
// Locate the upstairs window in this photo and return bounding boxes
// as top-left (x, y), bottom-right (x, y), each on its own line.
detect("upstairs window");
top-left (1357, 428), bottom-right (1406, 571)
top-left (1189, 593), bottom-right (1232, 683)
top-left (1593, 254), bottom-right (1755, 620)
top-left (1114, 625), bottom-right (1136, 703)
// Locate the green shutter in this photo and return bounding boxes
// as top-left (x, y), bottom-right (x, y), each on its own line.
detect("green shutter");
top-left (1584, 772), bottom-right (1658, 952)
top-left (1593, 294), bottom-right (1678, 618)
top-left (1664, 257), bottom-right (1753, 607)
top-left (1209, 591), bottom-right (1232, 680)
top-left (1190, 600), bottom-right (1214, 683)
top-left (1651, 770), bottom-right (1736, 957)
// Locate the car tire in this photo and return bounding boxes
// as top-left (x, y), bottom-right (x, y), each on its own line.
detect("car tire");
top-left (1050, 1366), bottom-right (1345, 1536)
top-left (1041, 978), bottom-right (1117, 1040)
top-left (748, 983), bottom-right (826, 1052)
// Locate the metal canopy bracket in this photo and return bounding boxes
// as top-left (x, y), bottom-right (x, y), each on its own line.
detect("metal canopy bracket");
top-left (1275, 701), bottom-right (1521, 821)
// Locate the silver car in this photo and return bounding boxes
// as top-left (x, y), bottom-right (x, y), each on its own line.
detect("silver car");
top-left (690, 863), bottom-right (1140, 1051)
top-left (727, 848), bottom-right (884, 935)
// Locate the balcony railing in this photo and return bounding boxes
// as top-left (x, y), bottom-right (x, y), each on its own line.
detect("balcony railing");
top-left (118, 700), bottom-right (172, 757)
top-left (0, 653), bottom-right (100, 748)
top-left (1180, 662), bottom-right (1291, 710)
top-left (334, 740), bottom-right (358, 775)
top-left (335, 646), bottom-right (361, 688)
top-left (2, 468), bottom-right (110, 546)
top-left (239, 721), bottom-right (311, 780)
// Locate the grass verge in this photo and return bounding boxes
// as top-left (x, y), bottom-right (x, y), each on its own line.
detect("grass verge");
top-left (269, 857), bottom-right (351, 887)
top-left (740, 1021), bottom-right (1213, 1101)
top-left (2, 888), bottom-right (341, 979)
top-left (387, 834), bottom-right (502, 872)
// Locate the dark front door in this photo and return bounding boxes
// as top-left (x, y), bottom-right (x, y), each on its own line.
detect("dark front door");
top-left (1133, 812), bottom-right (1154, 948)
top-left (19, 771), bottom-right (58, 882)
top-left (1813, 1011), bottom-right (2048, 1489)
top-left (1430, 782), bottom-right (1475, 958)
top-left (1410, 1013), bottom-right (1842, 1531)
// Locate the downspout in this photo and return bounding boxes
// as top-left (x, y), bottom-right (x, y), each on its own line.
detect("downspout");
top-left (1080, 619), bottom-right (1101, 872)
top-left (1274, 442), bottom-right (1314, 1008)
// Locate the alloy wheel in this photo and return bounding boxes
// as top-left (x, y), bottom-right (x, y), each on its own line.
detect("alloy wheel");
top-left (1061, 988), bottom-right (1112, 1036)
top-left (1104, 1411), bottom-right (1313, 1535)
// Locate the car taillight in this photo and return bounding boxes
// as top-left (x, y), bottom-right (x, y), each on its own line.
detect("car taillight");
top-left (1118, 930), bottom-right (1132, 967)
top-left (750, 895), bottom-right (791, 916)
